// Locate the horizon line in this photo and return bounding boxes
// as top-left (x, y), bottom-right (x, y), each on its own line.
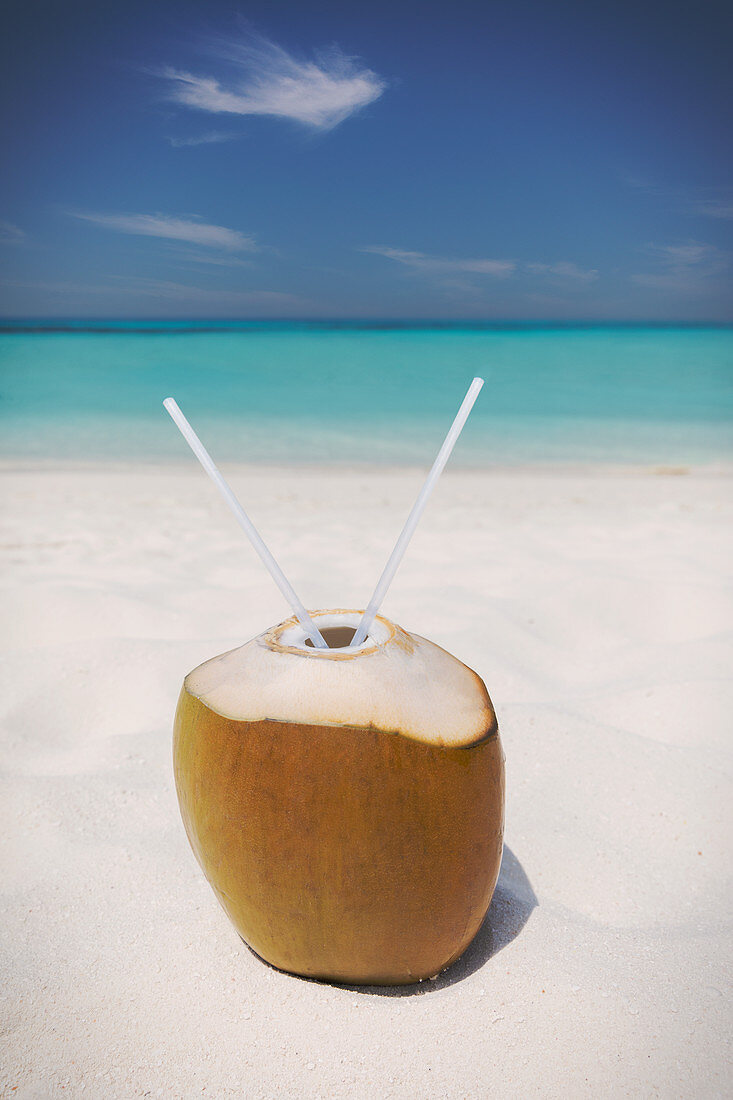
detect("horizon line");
top-left (2, 317), bottom-right (732, 332)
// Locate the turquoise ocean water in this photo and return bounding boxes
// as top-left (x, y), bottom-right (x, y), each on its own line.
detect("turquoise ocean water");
top-left (1, 323), bottom-right (731, 465)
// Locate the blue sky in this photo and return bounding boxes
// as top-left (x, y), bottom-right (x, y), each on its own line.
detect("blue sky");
top-left (1, 0), bottom-right (732, 320)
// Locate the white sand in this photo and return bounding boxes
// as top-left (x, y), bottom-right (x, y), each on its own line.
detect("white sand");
top-left (1, 461), bottom-right (731, 1098)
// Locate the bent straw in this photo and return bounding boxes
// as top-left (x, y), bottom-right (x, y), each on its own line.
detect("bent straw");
top-left (349, 377), bottom-right (484, 649)
top-left (163, 397), bottom-right (328, 650)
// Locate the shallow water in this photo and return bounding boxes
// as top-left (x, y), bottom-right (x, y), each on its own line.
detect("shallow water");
top-left (1, 322), bottom-right (731, 464)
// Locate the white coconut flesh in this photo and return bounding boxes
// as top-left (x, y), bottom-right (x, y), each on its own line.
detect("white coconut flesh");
top-left (184, 610), bottom-right (495, 749)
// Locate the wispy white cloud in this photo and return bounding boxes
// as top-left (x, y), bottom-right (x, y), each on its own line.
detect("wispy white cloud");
top-left (0, 220), bottom-right (25, 243)
top-left (525, 261), bottom-right (598, 282)
top-left (1, 275), bottom-right (307, 310)
top-left (651, 244), bottom-right (720, 266)
top-left (167, 131), bottom-right (238, 148)
top-left (160, 32), bottom-right (386, 131)
top-left (363, 247), bottom-right (515, 277)
top-left (631, 241), bottom-right (729, 291)
top-left (693, 199), bottom-right (733, 220)
top-left (0, 278), bottom-right (118, 296)
top-left (620, 173), bottom-right (733, 221)
top-left (365, 247), bottom-right (598, 284)
top-left (169, 250), bottom-right (254, 268)
top-left (108, 277), bottom-right (301, 308)
top-left (70, 212), bottom-right (256, 251)
top-left (618, 172), bottom-right (665, 196)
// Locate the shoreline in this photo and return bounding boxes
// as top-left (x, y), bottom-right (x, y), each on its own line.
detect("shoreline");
top-left (1, 456), bottom-right (732, 477)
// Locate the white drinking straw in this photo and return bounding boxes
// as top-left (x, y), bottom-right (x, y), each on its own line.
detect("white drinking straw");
top-left (163, 397), bottom-right (328, 649)
top-left (349, 376), bottom-right (484, 648)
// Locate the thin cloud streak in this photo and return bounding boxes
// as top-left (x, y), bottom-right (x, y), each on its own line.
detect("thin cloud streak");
top-left (1, 276), bottom-right (307, 310)
top-left (109, 277), bottom-right (303, 307)
top-left (0, 220), bottom-right (25, 243)
top-left (526, 261), bottom-right (598, 282)
top-left (365, 247), bottom-right (598, 282)
top-left (0, 278), bottom-right (122, 296)
top-left (169, 250), bottom-right (254, 268)
top-left (70, 212), bottom-right (257, 251)
top-left (694, 199), bottom-right (733, 220)
top-left (363, 247), bottom-right (515, 277)
top-left (160, 33), bottom-right (385, 131)
top-left (631, 241), bottom-right (729, 291)
top-left (621, 174), bottom-right (733, 221)
top-left (167, 131), bottom-right (238, 147)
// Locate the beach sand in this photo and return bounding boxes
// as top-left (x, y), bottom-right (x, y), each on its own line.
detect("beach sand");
top-left (1, 461), bottom-right (731, 1097)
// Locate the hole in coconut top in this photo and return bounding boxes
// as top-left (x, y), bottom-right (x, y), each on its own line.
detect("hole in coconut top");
top-left (304, 626), bottom-right (359, 650)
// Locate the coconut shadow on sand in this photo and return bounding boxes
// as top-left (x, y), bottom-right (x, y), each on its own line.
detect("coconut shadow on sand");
top-left (245, 846), bottom-right (537, 996)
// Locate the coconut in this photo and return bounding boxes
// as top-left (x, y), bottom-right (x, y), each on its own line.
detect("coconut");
top-left (173, 609), bottom-right (504, 986)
